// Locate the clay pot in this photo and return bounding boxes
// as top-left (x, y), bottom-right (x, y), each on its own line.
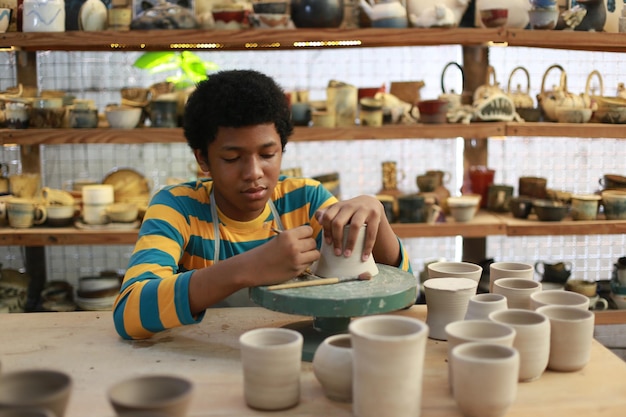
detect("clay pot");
top-left (423, 277), bottom-right (478, 340)
top-left (312, 334), bottom-right (353, 402)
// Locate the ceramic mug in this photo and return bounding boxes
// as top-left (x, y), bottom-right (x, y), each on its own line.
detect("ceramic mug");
top-left (349, 315), bottom-right (428, 417)
top-left (6, 198), bottom-right (47, 228)
top-left (239, 328), bottom-right (303, 411)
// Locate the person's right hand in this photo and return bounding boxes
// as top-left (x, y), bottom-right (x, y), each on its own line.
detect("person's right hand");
top-left (250, 225), bottom-right (320, 286)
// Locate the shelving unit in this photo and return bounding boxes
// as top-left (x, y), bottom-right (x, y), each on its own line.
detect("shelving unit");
top-left (0, 29), bottom-right (625, 242)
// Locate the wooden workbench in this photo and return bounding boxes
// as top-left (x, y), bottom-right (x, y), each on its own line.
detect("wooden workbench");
top-left (0, 306), bottom-right (625, 417)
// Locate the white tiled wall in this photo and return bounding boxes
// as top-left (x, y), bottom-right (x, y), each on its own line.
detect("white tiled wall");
top-left (0, 44), bottom-right (624, 288)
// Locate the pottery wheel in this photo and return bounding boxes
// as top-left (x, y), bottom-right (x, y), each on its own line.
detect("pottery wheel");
top-left (250, 264), bottom-right (418, 360)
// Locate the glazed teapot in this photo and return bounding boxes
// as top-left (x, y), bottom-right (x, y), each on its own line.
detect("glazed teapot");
top-left (507, 66), bottom-right (534, 109)
top-left (359, 0), bottom-right (408, 27)
top-left (537, 64), bottom-right (587, 122)
top-left (581, 69), bottom-right (603, 111)
top-left (439, 62), bottom-right (465, 115)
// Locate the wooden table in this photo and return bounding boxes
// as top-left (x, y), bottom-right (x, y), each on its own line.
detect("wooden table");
top-left (0, 306), bottom-right (625, 417)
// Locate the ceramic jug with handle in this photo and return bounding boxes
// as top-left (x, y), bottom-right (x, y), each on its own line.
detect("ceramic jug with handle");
top-left (507, 66), bottom-right (535, 109)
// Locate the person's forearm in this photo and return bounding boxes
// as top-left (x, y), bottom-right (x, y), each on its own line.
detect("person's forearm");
top-left (372, 220), bottom-right (402, 267)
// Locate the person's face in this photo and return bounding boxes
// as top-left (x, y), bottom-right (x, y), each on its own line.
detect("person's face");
top-left (196, 123), bottom-right (283, 222)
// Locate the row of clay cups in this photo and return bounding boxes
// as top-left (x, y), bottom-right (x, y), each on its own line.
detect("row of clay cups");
top-left (242, 315), bottom-right (429, 417)
top-left (0, 367), bottom-right (195, 417)
top-left (422, 260), bottom-right (596, 384)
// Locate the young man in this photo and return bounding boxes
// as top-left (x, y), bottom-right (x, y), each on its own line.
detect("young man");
top-left (113, 69), bottom-right (412, 340)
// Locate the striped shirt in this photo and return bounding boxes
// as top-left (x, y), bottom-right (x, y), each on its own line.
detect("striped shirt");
top-left (113, 176), bottom-right (412, 339)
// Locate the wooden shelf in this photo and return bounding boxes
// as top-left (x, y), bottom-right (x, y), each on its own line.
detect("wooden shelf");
top-left (2, 211), bottom-right (624, 246)
top-left (2, 27), bottom-right (625, 52)
top-left (4, 122), bottom-right (626, 145)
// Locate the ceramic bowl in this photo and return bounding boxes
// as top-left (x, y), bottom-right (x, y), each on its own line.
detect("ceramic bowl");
top-left (248, 13), bottom-right (293, 29)
top-left (212, 8), bottom-right (245, 28)
top-left (601, 173), bottom-right (626, 190)
top-left (593, 106), bottom-right (626, 124)
top-left (509, 196), bottom-right (534, 219)
top-left (252, 1), bottom-right (288, 14)
top-left (108, 375), bottom-right (193, 417)
top-left (46, 204), bottom-right (76, 227)
top-left (105, 106), bottom-right (142, 129)
top-left (565, 279), bottom-right (598, 297)
top-left (106, 202), bottom-right (139, 223)
top-left (528, 7), bottom-right (558, 30)
top-left (601, 189), bottom-right (626, 220)
top-left (533, 199), bottom-right (569, 221)
top-left (417, 99), bottom-right (448, 124)
top-left (0, 369), bottom-right (72, 417)
top-left (480, 8), bottom-right (508, 28)
top-left (516, 107), bottom-right (542, 122)
top-left (447, 195), bottom-right (480, 222)
top-left (555, 107), bottom-right (592, 123)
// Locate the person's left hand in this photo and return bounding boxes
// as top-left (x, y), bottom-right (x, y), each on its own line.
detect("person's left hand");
top-left (315, 195), bottom-right (384, 261)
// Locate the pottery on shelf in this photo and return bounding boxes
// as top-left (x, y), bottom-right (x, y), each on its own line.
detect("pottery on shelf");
top-left (290, 0), bottom-right (344, 28)
top-left (79, 0), bottom-right (108, 31)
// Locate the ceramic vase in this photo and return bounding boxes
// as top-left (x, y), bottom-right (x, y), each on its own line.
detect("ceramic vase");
top-left (535, 305), bottom-right (594, 372)
top-left (349, 315), bottom-right (428, 417)
top-left (239, 328), bottom-right (303, 411)
top-left (79, 0), bottom-right (107, 31)
top-left (312, 224), bottom-right (378, 279)
top-left (312, 333), bottom-right (353, 402)
top-left (464, 293), bottom-right (508, 320)
top-left (493, 277), bottom-right (542, 310)
top-left (489, 261), bottom-right (534, 292)
top-left (423, 277), bottom-right (478, 340)
top-left (451, 342), bottom-right (519, 417)
top-left (489, 309), bottom-right (550, 382)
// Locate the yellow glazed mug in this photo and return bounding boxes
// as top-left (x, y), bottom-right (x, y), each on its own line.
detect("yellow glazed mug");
top-left (6, 198), bottom-right (47, 228)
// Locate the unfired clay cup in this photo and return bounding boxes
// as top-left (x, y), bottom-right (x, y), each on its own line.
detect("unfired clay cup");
top-left (312, 224), bottom-right (378, 279)
top-left (0, 369), bottom-right (72, 417)
top-left (451, 342), bottom-right (519, 417)
top-left (464, 293), bottom-right (508, 320)
top-left (493, 277), bottom-right (542, 310)
top-left (424, 277), bottom-right (478, 340)
top-left (489, 261), bottom-right (534, 292)
top-left (426, 261), bottom-right (483, 283)
top-left (535, 305), bottom-right (595, 372)
top-left (239, 328), bottom-right (303, 411)
top-left (530, 289), bottom-right (590, 310)
top-left (489, 309), bottom-right (550, 382)
top-left (349, 315), bottom-right (428, 417)
top-left (445, 319), bottom-right (517, 394)
top-left (107, 374), bottom-right (193, 417)
top-left (312, 333), bottom-right (353, 402)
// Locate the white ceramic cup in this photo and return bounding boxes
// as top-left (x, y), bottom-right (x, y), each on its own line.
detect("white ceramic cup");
top-left (451, 342), bottom-right (519, 417)
top-left (239, 328), bottom-right (303, 411)
top-left (489, 309), bottom-right (551, 382)
top-left (493, 277), bottom-right (542, 310)
top-left (489, 261), bottom-right (534, 292)
top-left (464, 293), bottom-right (508, 320)
top-left (535, 305), bottom-right (595, 372)
top-left (82, 184), bottom-right (114, 205)
top-left (0, 369), bottom-right (72, 417)
top-left (423, 277), bottom-right (478, 340)
top-left (349, 315), bottom-right (428, 417)
top-left (530, 289), bottom-right (590, 310)
top-left (82, 203), bottom-right (110, 225)
top-left (426, 261), bottom-right (483, 283)
top-left (445, 319), bottom-right (517, 394)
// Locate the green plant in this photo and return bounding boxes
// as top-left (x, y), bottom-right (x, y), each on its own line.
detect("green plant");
top-left (133, 51), bottom-right (219, 89)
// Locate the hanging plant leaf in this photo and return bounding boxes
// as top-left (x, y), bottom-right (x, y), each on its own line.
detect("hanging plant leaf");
top-left (133, 52), bottom-right (178, 70)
